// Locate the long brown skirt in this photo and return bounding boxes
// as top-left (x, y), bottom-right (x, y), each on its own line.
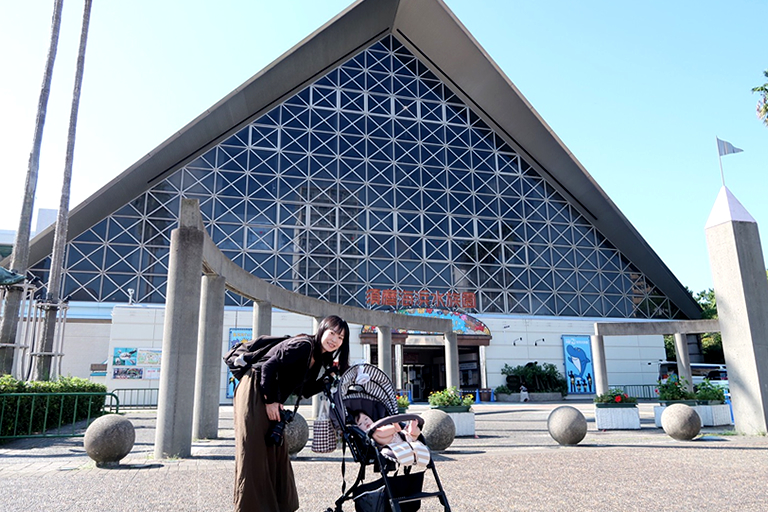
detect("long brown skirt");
top-left (233, 371), bottom-right (299, 512)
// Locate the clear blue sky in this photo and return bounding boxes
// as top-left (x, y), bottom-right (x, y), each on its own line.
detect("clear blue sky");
top-left (1, 0), bottom-right (766, 295)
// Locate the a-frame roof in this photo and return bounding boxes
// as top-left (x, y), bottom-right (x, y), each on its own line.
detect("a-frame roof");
top-left (20, 0), bottom-right (701, 319)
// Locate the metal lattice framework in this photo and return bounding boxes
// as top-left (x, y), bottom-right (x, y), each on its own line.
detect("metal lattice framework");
top-left (30, 35), bottom-right (681, 319)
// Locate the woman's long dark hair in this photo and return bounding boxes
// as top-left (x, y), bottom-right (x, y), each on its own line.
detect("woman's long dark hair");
top-left (314, 315), bottom-right (350, 372)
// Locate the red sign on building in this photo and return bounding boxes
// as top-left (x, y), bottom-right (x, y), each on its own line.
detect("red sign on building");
top-left (366, 288), bottom-right (477, 309)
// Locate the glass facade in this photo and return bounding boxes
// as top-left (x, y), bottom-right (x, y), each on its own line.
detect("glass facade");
top-left (31, 36), bottom-right (682, 319)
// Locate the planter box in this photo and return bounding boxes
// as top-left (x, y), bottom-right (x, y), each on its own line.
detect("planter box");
top-left (595, 405), bottom-right (640, 430)
top-left (444, 411), bottom-right (475, 437)
top-left (496, 392), bottom-right (562, 403)
top-left (431, 405), bottom-right (471, 413)
top-left (654, 404), bottom-right (732, 427)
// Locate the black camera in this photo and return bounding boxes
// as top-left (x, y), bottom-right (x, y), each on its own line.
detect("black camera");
top-left (266, 409), bottom-right (294, 446)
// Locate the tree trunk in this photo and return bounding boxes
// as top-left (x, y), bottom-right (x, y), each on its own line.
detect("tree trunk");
top-left (0, 0), bottom-right (64, 376)
top-left (36, 0), bottom-right (93, 381)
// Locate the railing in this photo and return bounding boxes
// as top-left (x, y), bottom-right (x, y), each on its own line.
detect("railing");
top-left (112, 388), bottom-right (159, 409)
top-left (0, 391), bottom-right (119, 440)
top-left (611, 384), bottom-right (658, 400)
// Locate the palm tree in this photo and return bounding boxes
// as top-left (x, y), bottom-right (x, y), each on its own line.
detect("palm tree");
top-left (35, 0), bottom-right (94, 381)
top-left (0, 0), bottom-right (64, 376)
top-left (753, 69), bottom-right (768, 127)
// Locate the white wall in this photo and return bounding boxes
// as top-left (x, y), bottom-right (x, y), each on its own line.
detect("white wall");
top-left (60, 320), bottom-right (112, 378)
top-left (477, 314), bottom-right (665, 390)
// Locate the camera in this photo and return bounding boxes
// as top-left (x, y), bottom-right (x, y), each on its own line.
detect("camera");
top-left (266, 409), bottom-right (294, 446)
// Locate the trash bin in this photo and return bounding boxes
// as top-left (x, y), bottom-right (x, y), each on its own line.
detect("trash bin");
top-left (479, 388), bottom-right (492, 402)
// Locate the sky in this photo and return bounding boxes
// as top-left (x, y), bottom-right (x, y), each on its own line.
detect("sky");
top-left (0, 0), bottom-right (766, 296)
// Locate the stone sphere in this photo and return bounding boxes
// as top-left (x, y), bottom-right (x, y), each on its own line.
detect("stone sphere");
top-left (84, 414), bottom-right (135, 467)
top-left (547, 406), bottom-right (587, 445)
top-left (285, 412), bottom-right (309, 456)
top-left (661, 403), bottom-right (701, 441)
top-left (420, 409), bottom-right (456, 451)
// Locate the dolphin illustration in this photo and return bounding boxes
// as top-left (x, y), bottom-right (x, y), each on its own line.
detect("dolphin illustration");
top-left (566, 345), bottom-right (591, 379)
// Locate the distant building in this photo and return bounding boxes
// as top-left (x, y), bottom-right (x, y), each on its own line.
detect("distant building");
top-left (3, 0), bottom-right (699, 400)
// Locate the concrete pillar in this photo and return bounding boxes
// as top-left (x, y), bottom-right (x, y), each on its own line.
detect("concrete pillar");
top-left (479, 345), bottom-right (488, 389)
top-left (590, 334), bottom-right (608, 396)
top-left (252, 300), bottom-right (272, 337)
top-left (673, 332), bottom-right (694, 393)
top-left (312, 316), bottom-right (323, 419)
top-left (192, 274), bottom-right (225, 441)
top-left (154, 221), bottom-right (204, 459)
top-left (444, 331), bottom-right (459, 389)
top-left (705, 186), bottom-right (768, 435)
top-left (377, 326), bottom-right (392, 381)
top-left (394, 343), bottom-right (403, 389)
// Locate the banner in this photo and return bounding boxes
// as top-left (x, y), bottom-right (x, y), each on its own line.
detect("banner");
top-left (562, 335), bottom-right (594, 394)
top-left (227, 328), bottom-right (253, 398)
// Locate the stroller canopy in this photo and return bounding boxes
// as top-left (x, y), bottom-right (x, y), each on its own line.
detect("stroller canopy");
top-left (332, 363), bottom-right (398, 429)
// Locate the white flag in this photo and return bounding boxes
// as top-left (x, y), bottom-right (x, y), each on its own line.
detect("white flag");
top-left (717, 137), bottom-right (743, 157)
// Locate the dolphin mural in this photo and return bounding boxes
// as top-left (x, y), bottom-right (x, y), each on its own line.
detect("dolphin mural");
top-left (566, 344), bottom-right (591, 379)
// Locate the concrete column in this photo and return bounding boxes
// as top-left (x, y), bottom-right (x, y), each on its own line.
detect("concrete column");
top-left (706, 186), bottom-right (768, 435)
top-left (312, 316), bottom-right (323, 419)
top-left (673, 332), bottom-right (694, 393)
top-left (590, 334), bottom-right (608, 396)
top-left (394, 343), bottom-right (403, 389)
top-left (192, 274), bottom-right (226, 441)
top-left (377, 326), bottom-right (392, 381)
top-left (363, 343), bottom-right (371, 364)
top-left (479, 345), bottom-right (488, 388)
top-left (154, 223), bottom-right (204, 459)
top-left (252, 300), bottom-right (272, 337)
top-left (444, 331), bottom-right (459, 389)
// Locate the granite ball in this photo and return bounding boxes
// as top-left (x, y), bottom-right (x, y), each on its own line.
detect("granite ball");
top-left (420, 409), bottom-right (456, 451)
top-left (285, 412), bottom-right (309, 456)
top-left (547, 406), bottom-right (587, 445)
top-left (661, 403), bottom-right (701, 441)
top-left (84, 414), bottom-right (135, 467)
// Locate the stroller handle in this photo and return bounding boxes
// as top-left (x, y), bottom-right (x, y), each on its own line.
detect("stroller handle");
top-left (369, 413), bottom-right (424, 433)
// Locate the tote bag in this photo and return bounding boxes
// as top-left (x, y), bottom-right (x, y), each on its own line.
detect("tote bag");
top-left (311, 397), bottom-right (336, 453)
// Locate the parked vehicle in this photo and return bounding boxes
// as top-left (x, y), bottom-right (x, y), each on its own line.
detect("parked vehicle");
top-left (658, 361), bottom-right (728, 391)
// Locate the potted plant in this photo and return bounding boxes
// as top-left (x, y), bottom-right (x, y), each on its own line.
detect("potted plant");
top-left (428, 386), bottom-right (474, 413)
top-left (694, 379), bottom-right (725, 405)
top-left (396, 393), bottom-right (410, 414)
top-left (656, 376), bottom-right (696, 406)
top-left (594, 388), bottom-right (638, 408)
top-left (693, 379), bottom-right (731, 426)
top-left (593, 388), bottom-right (640, 430)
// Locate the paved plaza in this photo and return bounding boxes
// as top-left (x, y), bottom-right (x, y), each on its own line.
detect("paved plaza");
top-left (1, 401), bottom-right (767, 511)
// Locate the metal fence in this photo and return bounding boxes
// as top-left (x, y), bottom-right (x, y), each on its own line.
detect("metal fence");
top-left (112, 388), bottom-right (159, 409)
top-left (610, 384), bottom-right (659, 400)
top-left (0, 391), bottom-right (119, 440)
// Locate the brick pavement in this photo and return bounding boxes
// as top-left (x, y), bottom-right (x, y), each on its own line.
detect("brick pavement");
top-left (1, 402), bottom-right (766, 511)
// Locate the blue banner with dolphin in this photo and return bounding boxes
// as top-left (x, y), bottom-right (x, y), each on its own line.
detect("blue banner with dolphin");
top-left (562, 335), bottom-right (594, 394)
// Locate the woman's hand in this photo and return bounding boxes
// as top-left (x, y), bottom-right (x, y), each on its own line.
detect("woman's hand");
top-left (265, 401), bottom-right (283, 422)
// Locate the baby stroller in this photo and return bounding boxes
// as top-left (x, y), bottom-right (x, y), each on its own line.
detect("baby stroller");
top-left (322, 363), bottom-right (451, 512)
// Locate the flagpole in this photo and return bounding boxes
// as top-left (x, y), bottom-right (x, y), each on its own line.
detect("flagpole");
top-left (717, 137), bottom-right (725, 186)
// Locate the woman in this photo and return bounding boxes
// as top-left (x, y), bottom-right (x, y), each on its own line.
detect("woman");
top-left (233, 315), bottom-right (350, 512)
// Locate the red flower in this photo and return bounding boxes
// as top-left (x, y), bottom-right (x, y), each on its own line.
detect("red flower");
top-left (614, 395), bottom-right (622, 402)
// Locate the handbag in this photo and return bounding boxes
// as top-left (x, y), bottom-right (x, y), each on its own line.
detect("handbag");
top-left (311, 397), bottom-right (337, 453)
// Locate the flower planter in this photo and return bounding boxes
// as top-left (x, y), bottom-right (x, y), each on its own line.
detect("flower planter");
top-left (594, 405), bottom-right (640, 430)
top-left (430, 405), bottom-right (471, 413)
top-left (444, 411), bottom-right (475, 437)
top-left (595, 403), bottom-right (637, 408)
top-left (659, 400), bottom-right (697, 407)
top-left (655, 403), bottom-right (732, 427)
top-left (397, 406), bottom-right (409, 414)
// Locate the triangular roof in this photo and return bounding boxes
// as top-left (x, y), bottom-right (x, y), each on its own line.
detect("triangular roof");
top-left (20, 0), bottom-right (701, 318)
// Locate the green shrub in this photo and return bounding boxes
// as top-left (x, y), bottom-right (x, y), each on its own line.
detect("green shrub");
top-left (494, 385), bottom-right (512, 394)
top-left (656, 376), bottom-right (695, 401)
top-left (0, 375), bottom-right (107, 440)
top-left (501, 362), bottom-right (568, 396)
top-left (695, 379), bottom-right (725, 403)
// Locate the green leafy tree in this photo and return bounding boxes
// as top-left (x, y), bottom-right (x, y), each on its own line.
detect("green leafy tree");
top-left (753, 69), bottom-right (768, 127)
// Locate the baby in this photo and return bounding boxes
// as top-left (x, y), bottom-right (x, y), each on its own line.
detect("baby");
top-left (354, 411), bottom-right (430, 467)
